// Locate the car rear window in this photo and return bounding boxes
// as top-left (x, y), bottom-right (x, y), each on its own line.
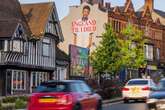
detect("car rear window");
top-left (127, 80), bottom-right (148, 85)
top-left (35, 82), bottom-right (69, 93)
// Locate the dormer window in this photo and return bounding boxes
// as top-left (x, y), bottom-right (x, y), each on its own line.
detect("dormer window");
top-left (9, 24), bottom-right (25, 53)
top-left (14, 24), bottom-right (24, 39)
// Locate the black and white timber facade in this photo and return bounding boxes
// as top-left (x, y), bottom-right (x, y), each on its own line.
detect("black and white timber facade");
top-left (0, 0), bottom-right (68, 95)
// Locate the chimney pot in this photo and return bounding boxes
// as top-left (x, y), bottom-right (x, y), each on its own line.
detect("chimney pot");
top-left (145, 0), bottom-right (154, 11)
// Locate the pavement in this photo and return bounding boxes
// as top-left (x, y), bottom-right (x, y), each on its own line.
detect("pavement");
top-left (103, 101), bottom-right (148, 110)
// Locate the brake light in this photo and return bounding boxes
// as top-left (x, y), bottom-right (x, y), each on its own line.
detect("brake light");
top-left (142, 87), bottom-right (150, 91)
top-left (122, 87), bottom-right (129, 91)
top-left (57, 94), bottom-right (72, 105)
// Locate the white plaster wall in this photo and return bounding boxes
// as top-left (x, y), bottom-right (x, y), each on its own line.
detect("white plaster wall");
top-left (60, 3), bottom-right (107, 53)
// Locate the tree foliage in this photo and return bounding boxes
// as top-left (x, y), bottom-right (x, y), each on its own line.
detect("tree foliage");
top-left (90, 23), bottom-right (146, 74)
top-left (90, 24), bottom-right (121, 74)
top-left (119, 24), bottom-right (147, 69)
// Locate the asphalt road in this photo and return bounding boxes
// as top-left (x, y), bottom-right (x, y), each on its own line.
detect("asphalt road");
top-left (103, 101), bottom-right (149, 110)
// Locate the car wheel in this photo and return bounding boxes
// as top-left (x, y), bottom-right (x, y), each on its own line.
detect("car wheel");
top-left (124, 99), bottom-right (129, 103)
top-left (148, 104), bottom-right (157, 110)
top-left (73, 104), bottom-right (81, 110)
top-left (97, 101), bottom-right (102, 110)
top-left (148, 108), bottom-right (157, 110)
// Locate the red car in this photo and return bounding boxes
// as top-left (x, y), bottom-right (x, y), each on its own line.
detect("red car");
top-left (28, 80), bottom-right (102, 110)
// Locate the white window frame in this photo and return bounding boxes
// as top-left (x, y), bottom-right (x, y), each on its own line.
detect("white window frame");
top-left (11, 70), bottom-right (27, 90)
top-left (56, 67), bottom-right (67, 80)
top-left (30, 72), bottom-right (49, 88)
top-left (42, 38), bottom-right (50, 57)
top-left (4, 40), bottom-right (8, 51)
top-left (145, 44), bottom-right (153, 61)
top-left (156, 48), bottom-right (160, 60)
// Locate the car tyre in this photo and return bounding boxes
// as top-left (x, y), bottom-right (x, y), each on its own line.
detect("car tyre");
top-left (124, 99), bottom-right (129, 103)
top-left (148, 108), bottom-right (157, 110)
top-left (97, 101), bottom-right (102, 110)
top-left (148, 104), bottom-right (157, 110)
top-left (73, 104), bottom-right (82, 110)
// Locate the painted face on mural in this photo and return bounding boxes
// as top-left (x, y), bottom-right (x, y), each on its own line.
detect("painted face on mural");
top-left (82, 5), bottom-right (90, 21)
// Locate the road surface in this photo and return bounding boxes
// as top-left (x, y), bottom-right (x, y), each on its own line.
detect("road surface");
top-left (103, 101), bottom-right (148, 110)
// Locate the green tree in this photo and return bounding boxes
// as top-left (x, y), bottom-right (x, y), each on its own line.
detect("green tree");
top-left (119, 24), bottom-right (147, 69)
top-left (90, 23), bottom-right (146, 75)
top-left (90, 24), bottom-right (121, 74)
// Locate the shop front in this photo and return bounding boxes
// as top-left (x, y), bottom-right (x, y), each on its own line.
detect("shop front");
top-left (2, 69), bottom-right (51, 95)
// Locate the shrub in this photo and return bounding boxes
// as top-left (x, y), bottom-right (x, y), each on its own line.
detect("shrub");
top-left (19, 96), bottom-right (28, 102)
top-left (2, 105), bottom-right (15, 110)
top-left (2, 97), bottom-right (16, 103)
top-left (88, 78), bottom-right (123, 100)
top-left (15, 99), bottom-right (27, 109)
top-left (0, 101), bottom-right (2, 110)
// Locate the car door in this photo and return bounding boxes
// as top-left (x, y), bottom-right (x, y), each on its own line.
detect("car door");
top-left (80, 83), bottom-right (97, 110)
top-left (70, 83), bottom-right (90, 110)
top-left (150, 80), bottom-right (157, 91)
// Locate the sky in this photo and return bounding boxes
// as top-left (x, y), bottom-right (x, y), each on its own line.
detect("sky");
top-left (19, 0), bottom-right (165, 20)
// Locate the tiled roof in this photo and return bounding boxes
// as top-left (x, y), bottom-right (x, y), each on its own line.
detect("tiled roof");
top-left (154, 9), bottom-right (165, 18)
top-left (21, 2), bottom-right (54, 39)
top-left (118, 6), bottom-right (125, 12)
top-left (0, 20), bottom-right (18, 38)
top-left (56, 47), bottom-right (69, 62)
top-left (0, 0), bottom-right (31, 38)
top-left (138, 6), bottom-right (165, 25)
top-left (135, 11), bottom-right (143, 18)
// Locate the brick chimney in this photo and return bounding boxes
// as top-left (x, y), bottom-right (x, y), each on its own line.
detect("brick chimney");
top-left (80, 0), bottom-right (100, 4)
top-left (80, 0), bottom-right (88, 4)
top-left (105, 2), bottom-right (111, 10)
top-left (145, 0), bottom-right (154, 11)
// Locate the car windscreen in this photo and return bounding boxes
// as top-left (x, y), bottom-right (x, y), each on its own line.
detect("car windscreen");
top-left (35, 82), bottom-right (69, 93)
top-left (127, 80), bottom-right (148, 86)
top-left (158, 81), bottom-right (165, 90)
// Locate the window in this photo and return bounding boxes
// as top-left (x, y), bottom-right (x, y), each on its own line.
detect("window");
top-left (10, 40), bottom-right (24, 53)
top-left (42, 38), bottom-right (50, 57)
top-left (36, 83), bottom-right (68, 93)
top-left (0, 40), bottom-right (4, 50)
top-left (156, 48), bottom-right (160, 60)
top-left (71, 83), bottom-right (82, 92)
top-left (56, 67), bottom-right (67, 80)
top-left (13, 40), bottom-right (21, 52)
top-left (158, 81), bottom-right (165, 90)
top-left (127, 80), bottom-right (148, 85)
top-left (71, 82), bottom-right (92, 93)
top-left (144, 44), bottom-right (153, 60)
top-left (24, 42), bottom-right (28, 55)
top-left (14, 24), bottom-right (24, 39)
top-left (4, 40), bottom-right (8, 51)
top-left (112, 20), bottom-right (121, 33)
top-left (80, 83), bottom-right (92, 93)
top-left (31, 72), bottom-right (49, 88)
top-left (12, 70), bottom-right (27, 90)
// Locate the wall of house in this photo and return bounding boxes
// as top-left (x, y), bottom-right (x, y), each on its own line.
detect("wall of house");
top-left (0, 33), bottom-right (56, 70)
top-left (108, 12), bottom-right (164, 63)
top-left (18, 36), bottom-right (56, 69)
top-left (60, 2), bottom-right (107, 53)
